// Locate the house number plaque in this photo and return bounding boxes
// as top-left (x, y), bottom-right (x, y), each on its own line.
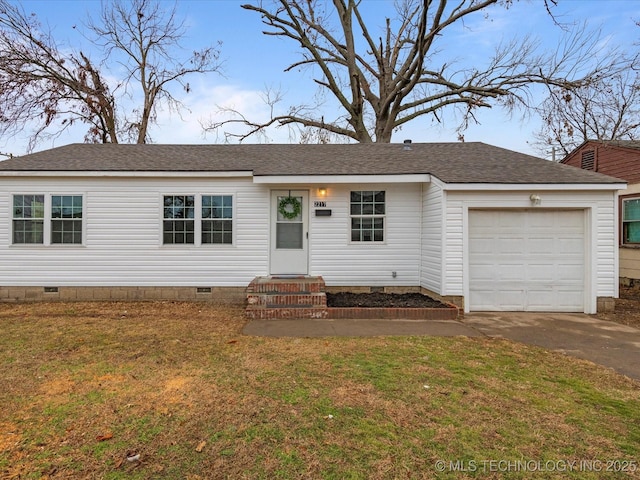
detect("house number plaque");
top-left (314, 201), bottom-right (326, 207)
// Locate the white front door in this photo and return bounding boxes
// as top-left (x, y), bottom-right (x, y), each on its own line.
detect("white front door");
top-left (270, 190), bottom-right (309, 275)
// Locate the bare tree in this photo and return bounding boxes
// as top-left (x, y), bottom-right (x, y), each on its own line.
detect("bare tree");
top-left (207, 0), bottom-right (622, 143)
top-left (534, 61), bottom-right (640, 158)
top-left (0, 0), bottom-right (221, 150)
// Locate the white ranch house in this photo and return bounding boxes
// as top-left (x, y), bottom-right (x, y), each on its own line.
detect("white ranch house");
top-left (0, 142), bottom-right (625, 313)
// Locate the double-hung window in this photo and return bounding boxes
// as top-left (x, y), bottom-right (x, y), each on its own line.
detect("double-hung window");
top-left (350, 190), bottom-right (385, 242)
top-left (202, 195), bottom-right (233, 244)
top-left (623, 197), bottom-right (640, 245)
top-left (162, 195), bottom-right (233, 245)
top-left (13, 194), bottom-right (45, 244)
top-left (51, 195), bottom-right (83, 244)
top-left (13, 194), bottom-right (83, 245)
top-left (163, 195), bottom-right (195, 244)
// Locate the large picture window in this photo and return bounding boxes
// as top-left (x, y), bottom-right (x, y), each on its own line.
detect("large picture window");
top-left (202, 195), bottom-right (233, 244)
top-left (13, 194), bottom-right (45, 244)
top-left (163, 195), bottom-right (195, 244)
top-left (623, 197), bottom-right (640, 245)
top-left (350, 190), bottom-right (385, 242)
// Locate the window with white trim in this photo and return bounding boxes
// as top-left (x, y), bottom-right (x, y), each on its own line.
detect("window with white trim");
top-left (623, 197), bottom-right (640, 245)
top-left (13, 194), bottom-right (45, 244)
top-left (12, 194), bottom-right (84, 245)
top-left (51, 195), bottom-right (83, 244)
top-left (162, 195), bottom-right (234, 245)
top-left (163, 195), bottom-right (195, 244)
top-left (202, 195), bottom-right (233, 244)
top-left (350, 190), bottom-right (385, 242)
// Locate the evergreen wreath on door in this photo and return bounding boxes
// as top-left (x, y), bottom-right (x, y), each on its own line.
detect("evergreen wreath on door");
top-left (278, 196), bottom-right (302, 219)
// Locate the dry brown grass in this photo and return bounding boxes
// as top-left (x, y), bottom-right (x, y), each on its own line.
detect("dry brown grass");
top-left (0, 301), bottom-right (638, 479)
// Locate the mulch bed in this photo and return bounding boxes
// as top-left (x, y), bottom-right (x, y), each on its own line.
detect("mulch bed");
top-left (326, 291), bottom-right (449, 308)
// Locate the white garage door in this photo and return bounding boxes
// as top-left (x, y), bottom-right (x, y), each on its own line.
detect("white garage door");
top-left (469, 210), bottom-right (585, 312)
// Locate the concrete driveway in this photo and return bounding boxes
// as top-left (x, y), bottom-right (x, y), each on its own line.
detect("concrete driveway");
top-left (244, 312), bottom-right (640, 381)
top-left (461, 312), bottom-right (640, 381)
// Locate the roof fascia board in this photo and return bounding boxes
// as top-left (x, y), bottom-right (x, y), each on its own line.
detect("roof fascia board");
top-left (441, 182), bottom-right (627, 191)
top-left (253, 174), bottom-right (431, 184)
top-left (0, 170), bottom-right (253, 178)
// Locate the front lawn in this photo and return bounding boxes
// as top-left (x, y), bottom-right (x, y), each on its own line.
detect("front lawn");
top-left (0, 302), bottom-right (638, 479)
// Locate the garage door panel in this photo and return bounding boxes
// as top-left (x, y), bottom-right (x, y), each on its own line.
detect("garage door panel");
top-left (469, 238), bottom-right (496, 255)
top-left (558, 265), bottom-right (584, 281)
top-left (498, 264), bottom-right (528, 280)
top-left (470, 289), bottom-right (525, 311)
top-left (528, 237), bottom-right (555, 254)
top-left (527, 264), bottom-right (557, 282)
top-left (558, 238), bottom-right (584, 253)
top-left (469, 209), bottom-right (585, 312)
top-left (526, 289), bottom-right (555, 311)
top-left (498, 237), bottom-right (526, 254)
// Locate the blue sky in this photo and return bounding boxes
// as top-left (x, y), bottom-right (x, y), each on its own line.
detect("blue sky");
top-left (1, 0), bottom-right (639, 158)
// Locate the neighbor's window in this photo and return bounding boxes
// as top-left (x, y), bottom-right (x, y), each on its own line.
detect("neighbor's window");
top-left (51, 195), bottom-right (83, 244)
top-left (13, 194), bottom-right (45, 244)
top-left (163, 195), bottom-right (195, 244)
top-left (350, 190), bottom-right (385, 242)
top-left (623, 197), bottom-right (640, 245)
top-left (202, 195), bottom-right (233, 244)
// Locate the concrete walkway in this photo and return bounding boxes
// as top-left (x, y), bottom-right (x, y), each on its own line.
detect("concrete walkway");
top-left (243, 313), bottom-right (640, 381)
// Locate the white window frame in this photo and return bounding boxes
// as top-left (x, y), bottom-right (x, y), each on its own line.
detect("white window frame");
top-left (11, 193), bottom-right (85, 247)
top-left (50, 194), bottom-right (84, 245)
top-left (201, 194), bottom-right (234, 246)
top-left (162, 194), bottom-right (196, 245)
top-left (160, 194), bottom-right (235, 247)
top-left (349, 190), bottom-right (386, 243)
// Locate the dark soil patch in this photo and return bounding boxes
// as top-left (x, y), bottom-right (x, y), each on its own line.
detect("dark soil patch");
top-left (326, 291), bottom-right (449, 308)
top-left (596, 285), bottom-right (640, 329)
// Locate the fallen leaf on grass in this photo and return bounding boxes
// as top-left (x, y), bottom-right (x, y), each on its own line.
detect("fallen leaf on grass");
top-left (196, 440), bottom-right (206, 452)
top-left (227, 339), bottom-right (238, 344)
top-left (96, 432), bottom-right (113, 442)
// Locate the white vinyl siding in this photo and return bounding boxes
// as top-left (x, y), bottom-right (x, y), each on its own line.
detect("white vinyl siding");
top-left (442, 189), bottom-right (619, 314)
top-left (309, 183), bottom-right (422, 286)
top-left (420, 181), bottom-right (443, 292)
top-left (0, 177), bottom-right (267, 286)
top-left (0, 175), bottom-right (621, 313)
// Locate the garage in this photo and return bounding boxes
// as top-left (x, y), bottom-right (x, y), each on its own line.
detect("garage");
top-left (469, 209), bottom-right (586, 312)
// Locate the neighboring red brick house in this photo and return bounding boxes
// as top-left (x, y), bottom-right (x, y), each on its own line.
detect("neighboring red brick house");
top-left (562, 140), bottom-right (640, 284)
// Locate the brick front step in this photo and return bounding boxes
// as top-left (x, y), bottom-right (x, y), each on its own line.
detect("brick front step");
top-left (246, 276), bottom-right (328, 319)
top-left (246, 276), bottom-right (325, 294)
top-left (247, 293), bottom-right (327, 307)
top-left (245, 276), bottom-right (460, 320)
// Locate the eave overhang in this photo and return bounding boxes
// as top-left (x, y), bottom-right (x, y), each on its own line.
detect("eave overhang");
top-left (252, 174), bottom-right (431, 184)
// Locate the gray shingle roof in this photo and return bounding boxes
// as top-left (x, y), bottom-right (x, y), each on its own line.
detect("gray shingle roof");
top-left (0, 142), bottom-right (625, 184)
